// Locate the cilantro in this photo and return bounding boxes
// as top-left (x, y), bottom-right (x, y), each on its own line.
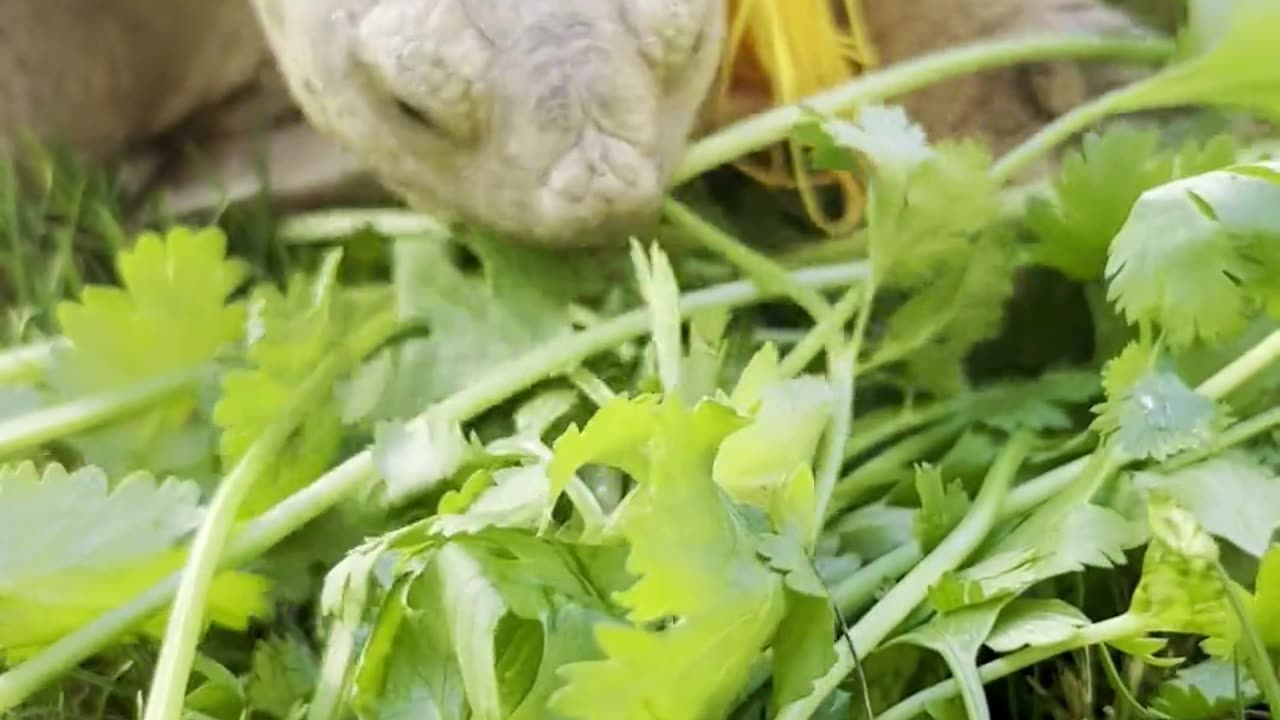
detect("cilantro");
top-left (911, 464), bottom-right (970, 553)
top-left (1105, 161), bottom-right (1280, 348)
top-left (213, 249), bottom-right (354, 517)
top-left (0, 462), bottom-right (268, 658)
top-left (1132, 454), bottom-right (1280, 558)
top-left (46, 226), bottom-right (248, 476)
top-left (1128, 494), bottom-right (1236, 651)
top-left (245, 635), bottom-right (318, 720)
top-left (1092, 341), bottom-right (1225, 461)
top-left (549, 398), bottom-right (787, 719)
top-left (345, 233), bottom-right (579, 423)
top-left (1028, 128), bottom-right (1237, 280)
top-left (983, 599), bottom-right (1091, 653)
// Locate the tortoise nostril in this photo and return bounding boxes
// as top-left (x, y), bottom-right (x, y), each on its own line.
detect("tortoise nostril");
top-left (393, 97), bottom-right (441, 132)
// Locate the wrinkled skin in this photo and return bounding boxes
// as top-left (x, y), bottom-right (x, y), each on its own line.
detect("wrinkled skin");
top-left (251, 0), bottom-right (726, 245)
top-left (0, 0), bottom-right (1147, 244)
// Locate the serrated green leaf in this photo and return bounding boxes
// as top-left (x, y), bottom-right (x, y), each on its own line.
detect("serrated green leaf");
top-left (1246, 543), bottom-right (1280, 648)
top-left (631, 241), bottom-right (683, 395)
top-left (0, 462), bottom-right (268, 657)
top-left (432, 463), bottom-right (553, 538)
top-left (345, 233), bottom-right (579, 423)
top-left (1105, 161), bottom-right (1280, 348)
top-left (246, 634), bottom-right (318, 720)
top-left (1093, 341), bottom-right (1223, 461)
top-left (713, 375), bottom-right (832, 512)
top-left (912, 464), bottom-right (970, 553)
top-left (931, 503), bottom-right (1134, 613)
top-left (47, 226), bottom-right (248, 476)
top-left (1028, 128), bottom-right (1237, 280)
top-left (549, 398), bottom-right (786, 719)
top-left (960, 370), bottom-right (1101, 434)
top-left (213, 249), bottom-right (352, 517)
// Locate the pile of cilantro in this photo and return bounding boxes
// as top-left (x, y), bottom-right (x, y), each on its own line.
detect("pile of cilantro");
top-left (1, 1), bottom-right (1279, 718)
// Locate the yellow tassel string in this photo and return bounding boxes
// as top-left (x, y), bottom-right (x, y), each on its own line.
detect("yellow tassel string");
top-left (715, 0), bottom-right (877, 235)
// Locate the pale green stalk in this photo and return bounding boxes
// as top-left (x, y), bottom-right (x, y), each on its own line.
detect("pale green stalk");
top-left (677, 35), bottom-right (1173, 183)
top-left (277, 209), bottom-right (449, 244)
top-left (991, 78), bottom-right (1162, 183)
top-left (142, 313), bottom-right (400, 720)
top-left (0, 368), bottom-right (205, 460)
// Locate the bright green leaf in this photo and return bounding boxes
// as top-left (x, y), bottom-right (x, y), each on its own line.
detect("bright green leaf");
top-left (1105, 161), bottom-right (1280, 348)
top-left (47, 226), bottom-right (248, 476)
top-left (0, 462), bottom-right (269, 658)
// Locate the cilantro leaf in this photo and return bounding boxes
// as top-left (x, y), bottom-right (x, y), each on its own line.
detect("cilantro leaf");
top-left (984, 598), bottom-right (1091, 653)
top-left (431, 463), bottom-right (553, 538)
top-left (930, 503), bottom-right (1134, 613)
top-left (960, 370), bottom-right (1101, 434)
top-left (1092, 341), bottom-right (1224, 461)
top-left (771, 593), bottom-right (837, 712)
top-left (213, 249), bottom-right (353, 517)
top-left (1132, 454), bottom-right (1280, 557)
top-left (350, 576), bottom-right (468, 720)
top-left (876, 228), bottom-right (1016, 395)
top-left (372, 413), bottom-right (476, 504)
top-left (912, 464), bottom-right (970, 553)
top-left (345, 233), bottom-right (578, 423)
top-left (0, 462), bottom-right (269, 658)
top-left (1104, 161), bottom-right (1280, 348)
top-left (1028, 128), bottom-right (1237, 281)
top-left (1129, 493), bottom-right (1236, 652)
top-left (1245, 543), bottom-right (1280, 649)
top-left (550, 398), bottom-right (787, 719)
top-left (46, 226), bottom-right (248, 476)
top-left (712, 375), bottom-right (833, 511)
top-left (246, 634), bottom-right (318, 720)
top-left (631, 241), bottom-right (683, 394)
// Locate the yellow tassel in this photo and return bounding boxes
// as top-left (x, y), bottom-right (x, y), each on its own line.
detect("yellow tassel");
top-left (715, 0), bottom-right (877, 235)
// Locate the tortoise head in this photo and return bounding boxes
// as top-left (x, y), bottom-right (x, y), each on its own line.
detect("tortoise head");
top-left (253, 0), bottom-right (725, 245)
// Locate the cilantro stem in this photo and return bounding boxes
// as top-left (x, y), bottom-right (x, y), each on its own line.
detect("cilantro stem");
top-left (0, 368), bottom-right (205, 460)
top-left (0, 262), bottom-right (871, 714)
top-left (991, 75), bottom-right (1168, 184)
top-left (677, 34), bottom-right (1173, 182)
top-left (277, 208), bottom-right (450, 244)
top-left (779, 283), bottom-right (866, 377)
top-left (0, 338), bottom-right (59, 385)
top-left (875, 612), bottom-right (1150, 720)
top-left (779, 432), bottom-right (1033, 719)
top-left (141, 312), bottom-right (400, 720)
top-left (662, 198), bottom-right (833, 319)
top-left (1196, 329), bottom-right (1280, 401)
top-left (1160, 404), bottom-right (1280, 472)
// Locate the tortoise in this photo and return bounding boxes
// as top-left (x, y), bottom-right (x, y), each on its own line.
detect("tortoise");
top-left (0, 0), bottom-right (1145, 244)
